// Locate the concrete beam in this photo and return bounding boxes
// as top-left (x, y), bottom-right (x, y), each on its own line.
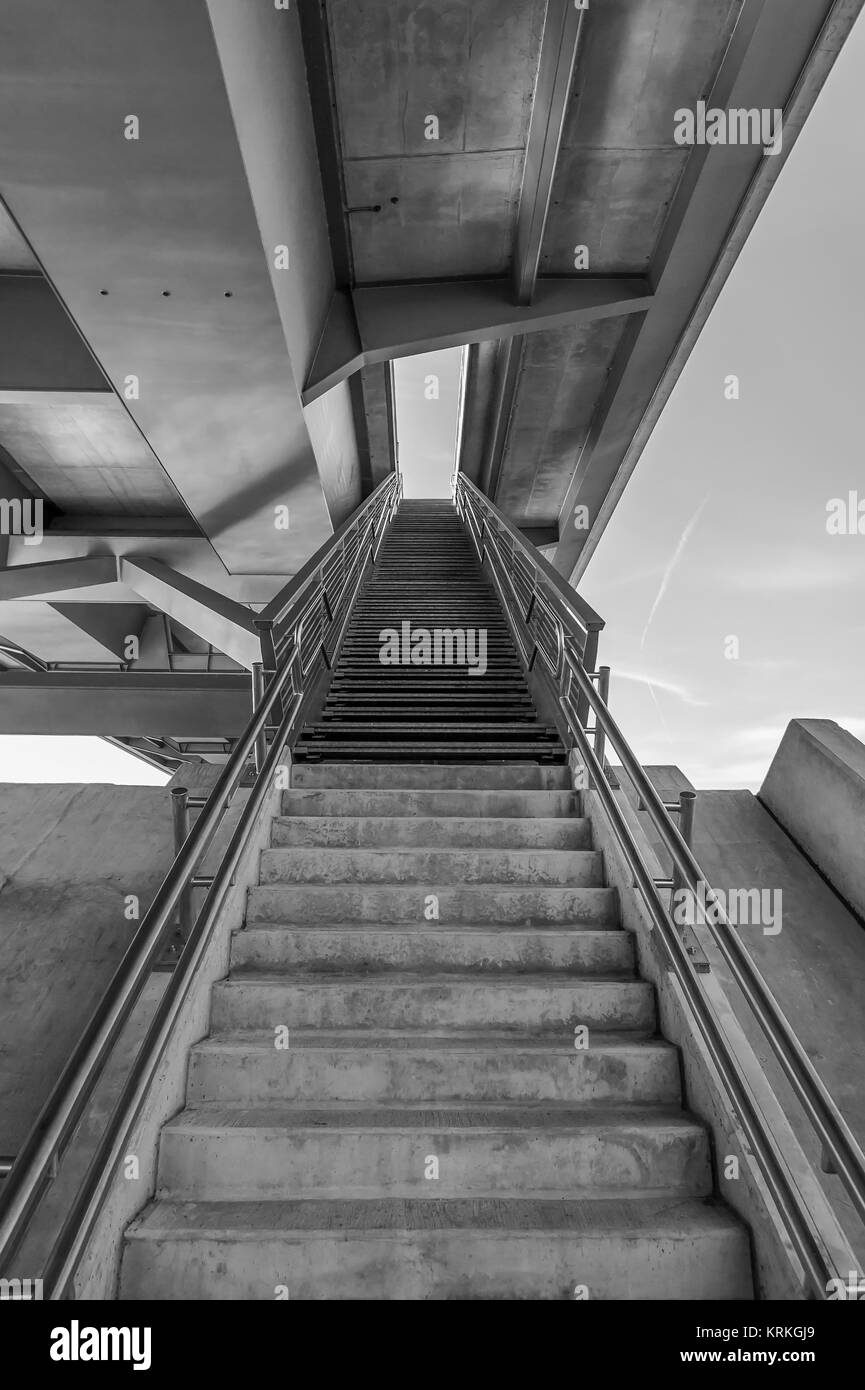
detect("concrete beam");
top-left (0, 670), bottom-right (250, 736)
top-left (303, 276), bottom-right (653, 403)
top-left (482, 0), bottom-right (585, 505)
top-left (0, 0), bottom-right (350, 574)
top-left (47, 516), bottom-right (201, 538)
top-left (48, 602), bottom-right (147, 661)
top-left (554, 0), bottom-right (862, 582)
top-left (120, 558), bottom-right (261, 670)
top-left (0, 555), bottom-right (117, 600)
top-left (519, 523), bottom-right (559, 548)
top-left (481, 338), bottom-right (524, 501)
top-left (205, 0), bottom-right (363, 528)
top-left (513, 0), bottom-right (586, 306)
top-left (0, 272), bottom-right (109, 392)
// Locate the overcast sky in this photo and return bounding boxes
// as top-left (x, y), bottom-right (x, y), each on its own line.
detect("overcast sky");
top-left (394, 348), bottom-right (462, 499)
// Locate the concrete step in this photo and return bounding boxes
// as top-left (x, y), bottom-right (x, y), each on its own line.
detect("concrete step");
top-left (280, 789), bottom-right (578, 818)
top-left (186, 1030), bottom-right (681, 1106)
top-left (257, 847), bottom-right (605, 887)
top-left (229, 924), bottom-right (635, 975)
top-left (155, 1104), bottom-right (712, 1201)
top-left (211, 973), bottom-right (655, 1032)
top-left (270, 815), bottom-right (591, 849)
top-left (121, 1196), bottom-right (753, 1300)
top-left (290, 764), bottom-right (572, 790)
top-left (246, 884), bottom-right (619, 926)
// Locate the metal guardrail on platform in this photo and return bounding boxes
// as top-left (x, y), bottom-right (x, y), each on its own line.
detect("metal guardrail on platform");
top-left (455, 471), bottom-right (865, 1299)
top-left (0, 472), bottom-right (401, 1297)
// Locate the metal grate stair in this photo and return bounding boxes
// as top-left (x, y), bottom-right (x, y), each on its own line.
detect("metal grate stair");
top-left (293, 499), bottom-right (564, 762)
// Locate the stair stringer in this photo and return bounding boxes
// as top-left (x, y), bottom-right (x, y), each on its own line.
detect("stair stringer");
top-left (579, 759), bottom-right (855, 1299)
top-left (67, 769), bottom-right (287, 1299)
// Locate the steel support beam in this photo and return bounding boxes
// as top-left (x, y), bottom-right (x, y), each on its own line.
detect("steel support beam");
top-left (303, 275), bottom-right (651, 404)
top-left (554, 0), bottom-right (863, 582)
top-left (0, 670), bottom-right (250, 736)
top-left (119, 558), bottom-right (261, 670)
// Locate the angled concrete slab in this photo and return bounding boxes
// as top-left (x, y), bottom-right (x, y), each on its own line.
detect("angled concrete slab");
top-left (0, 0), bottom-right (357, 574)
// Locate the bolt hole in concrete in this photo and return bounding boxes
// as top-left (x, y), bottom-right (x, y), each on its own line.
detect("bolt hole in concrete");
top-left (393, 345), bottom-right (467, 498)
top-left (161, 290), bottom-right (171, 297)
top-left (99, 289), bottom-right (108, 295)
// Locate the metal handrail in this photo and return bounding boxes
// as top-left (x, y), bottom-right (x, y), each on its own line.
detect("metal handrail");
top-left (456, 474), bottom-right (865, 1298)
top-left (256, 474), bottom-right (401, 681)
top-left (0, 473), bottom-right (402, 1293)
top-left (455, 474), bottom-right (604, 651)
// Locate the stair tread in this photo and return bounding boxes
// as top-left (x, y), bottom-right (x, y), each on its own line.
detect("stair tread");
top-left (236, 923), bottom-right (619, 935)
top-left (271, 815), bottom-right (588, 826)
top-left (223, 968), bottom-right (639, 985)
top-left (193, 1028), bottom-right (668, 1052)
top-left (163, 1102), bottom-right (702, 1133)
top-left (261, 847), bottom-right (599, 861)
top-left (127, 1195), bottom-right (741, 1238)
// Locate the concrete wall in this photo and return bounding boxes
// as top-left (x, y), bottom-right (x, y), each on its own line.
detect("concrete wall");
top-left (760, 718), bottom-right (865, 923)
top-left (0, 767), bottom-right (219, 1157)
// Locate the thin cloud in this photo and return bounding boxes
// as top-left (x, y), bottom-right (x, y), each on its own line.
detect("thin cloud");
top-left (613, 668), bottom-right (710, 707)
top-left (640, 496), bottom-right (711, 648)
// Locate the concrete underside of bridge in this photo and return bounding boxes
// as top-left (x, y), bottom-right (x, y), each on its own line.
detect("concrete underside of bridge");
top-left (0, 0), bottom-right (859, 762)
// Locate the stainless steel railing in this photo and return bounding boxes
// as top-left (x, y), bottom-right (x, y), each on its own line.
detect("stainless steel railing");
top-left (0, 472), bottom-right (401, 1295)
top-left (455, 472), bottom-right (865, 1299)
top-left (255, 473), bottom-right (402, 700)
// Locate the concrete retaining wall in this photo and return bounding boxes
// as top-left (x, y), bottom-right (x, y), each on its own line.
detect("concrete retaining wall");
top-left (760, 718), bottom-right (865, 922)
top-left (0, 767), bottom-right (219, 1157)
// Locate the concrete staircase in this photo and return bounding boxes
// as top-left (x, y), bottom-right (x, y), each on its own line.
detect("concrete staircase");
top-left (294, 500), bottom-right (564, 762)
top-left (120, 762), bottom-right (753, 1300)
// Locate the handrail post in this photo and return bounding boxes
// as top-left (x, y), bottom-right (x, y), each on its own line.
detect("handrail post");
top-left (670, 790), bottom-right (697, 901)
top-left (170, 788), bottom-right (192, 945)
top-left (577, 628), bottom-right (600, 727)
top-left (254, 618), bottom-right (280, 723)
top-left (594, 666), bottom-right (610, 774)
top-left (250, 661), bottom-right (267, 775)
top-left (670, 789), bottom-right (698, 917)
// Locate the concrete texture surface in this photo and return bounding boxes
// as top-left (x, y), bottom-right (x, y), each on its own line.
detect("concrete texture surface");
top-left (119, 758), bottom-right (754, 1300)
top-left (761, 717), bottom-right (865, 922)
top-left (0, 766), bottom-right (220, 1156)
top-left (618, 761), bottom-right (865, 1259)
